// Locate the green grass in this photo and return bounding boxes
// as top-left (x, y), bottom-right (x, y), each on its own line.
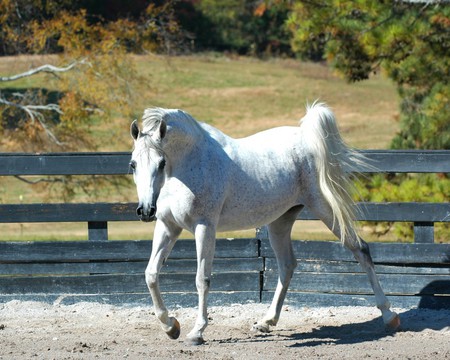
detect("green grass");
top-left (1, 54), bottom-right (403, 242)
top-left (0, 54), bottom-right (400, 151)
top-left (128, 55), bottom-right (399, 149)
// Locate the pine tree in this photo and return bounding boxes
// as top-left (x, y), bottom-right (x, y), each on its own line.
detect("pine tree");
top-left (287, 0), bottom-right (449, 149)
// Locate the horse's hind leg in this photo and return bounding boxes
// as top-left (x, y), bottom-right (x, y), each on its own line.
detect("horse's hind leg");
top-left (306, 196), bottom-right (400, 329)
top-left (252, 205), bottom-right (302, 333)
top-left (350, 239), bottom-right (400, 328)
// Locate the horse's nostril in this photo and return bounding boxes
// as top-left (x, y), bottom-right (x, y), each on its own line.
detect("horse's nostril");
top-left (149, 206), bottom-right (156, 217)
top-left (136, 206), bottom-right (143, 217)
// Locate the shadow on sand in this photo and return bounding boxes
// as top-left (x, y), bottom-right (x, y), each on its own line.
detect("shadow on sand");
top-left (286, 306), bottom-right (449, 348)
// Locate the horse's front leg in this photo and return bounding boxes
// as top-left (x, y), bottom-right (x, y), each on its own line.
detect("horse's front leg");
top-left (145, 219), bottom-right (182, 339)
top-left (186, 223), bottom-right (216, 345)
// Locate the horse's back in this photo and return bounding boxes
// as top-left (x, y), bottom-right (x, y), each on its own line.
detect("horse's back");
top-left (214, 126), bottom-right (314, 231)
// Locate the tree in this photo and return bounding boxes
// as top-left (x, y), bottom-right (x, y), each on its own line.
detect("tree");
top-left (287, 0), bottom-right (449, 150)
top-left (176, 0), bottom-right (292, 56)
top-left (0, 0), bottom-right (179, 152)
top-left (285, 1), bottom-right (449, 241)
top-left (0, 0), bottom-right (181, 201)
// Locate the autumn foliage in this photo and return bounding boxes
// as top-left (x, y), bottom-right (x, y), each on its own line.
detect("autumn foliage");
top-left (0, 0), bottom-right (179, 151)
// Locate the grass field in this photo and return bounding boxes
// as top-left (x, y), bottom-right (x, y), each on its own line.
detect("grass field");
top-left (128, 54), bottom-right (399, 149)
top-left (1, 54), bottom-right (403, 242)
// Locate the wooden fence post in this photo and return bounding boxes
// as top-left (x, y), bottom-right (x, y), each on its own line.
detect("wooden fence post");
top-left (88, 221), bottom-right (108, 241)
top-left (413, 222), bottom-right (434, 244)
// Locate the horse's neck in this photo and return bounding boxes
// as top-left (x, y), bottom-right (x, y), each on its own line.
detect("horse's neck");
top-left (199, 122), bottom-right (233, 147)
top-left (164, 119), bottom-right (204, 160)
top-left (164, 119), bottom-right (232, 165)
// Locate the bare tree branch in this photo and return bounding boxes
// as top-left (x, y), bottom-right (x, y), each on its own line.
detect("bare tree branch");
top-left (14, 175), bottom-right (64, 185)
top-left (0, 96), bottom-right (64, 144)
top-left (0, 59), bottom-right (88, 82)
top-left (0, 58), bottom-right (91, 145)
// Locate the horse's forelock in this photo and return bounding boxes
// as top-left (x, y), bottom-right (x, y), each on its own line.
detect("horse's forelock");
top-left (140, 108), bottom-right (206, 157)
top-left (142, 108), bottom-right (167, 133)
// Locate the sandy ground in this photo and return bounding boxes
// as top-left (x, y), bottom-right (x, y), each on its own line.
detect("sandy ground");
top-left (0, 301), bottom-right (449, 360)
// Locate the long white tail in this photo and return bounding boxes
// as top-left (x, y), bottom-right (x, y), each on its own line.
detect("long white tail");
top-left (300, 102), bottom-right (367, 245)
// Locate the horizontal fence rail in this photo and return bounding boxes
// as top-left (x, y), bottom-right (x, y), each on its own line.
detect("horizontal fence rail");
top-left (0, 152), bottom-right (131, 175)
top-left (1, 150), bottom-right (449, 175)
top-left (0, 202), bottom-right (448, 223)
top-left (0, 150), bottom-right (449, 308)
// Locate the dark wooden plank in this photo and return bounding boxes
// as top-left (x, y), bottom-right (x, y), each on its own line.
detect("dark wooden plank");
top-left (355, 203), bottom-right (450, 222)
top-left (1, 150), bottom-right (447, 176)
top-left (298, 202), bottom-right (450, 222)
top-left (160, 257), bottom-right (264, 273)
top-left (1, 202), bottom-right (448, 223)
top-left (1, 202), bottom-right (448, 224)
top-left (368, 243), bottom-right (450, 264)
top-left (0, 272), bottom-right (260, 294)
top-left (357, 150), bottom-right (450, 173)
top-left (264, 271), bottom-right (450, 296)
top-left (0, 239), bottom-right (259, 262)
top-left (0, 240), bottom-right (152, 262)
top-left (262, 240), bottom-right (450, 264)
top-left (0, 274), bottom-right (147, 295)
top-left (171, 238), bottom-right (260, 259)
top-left (0, 261), bottom-right (147, 276)
top-left (0, 257), bottom-right (263, 275)
top-left (0, 203), bottom-right (138, 223)
top-left (0, 152), bottom-right (131, 175)
top-left (265, 258), bottom-right (450, 275)
top-left (261, 292), bottom-right (450, 310)
top-left (0, 291), bottom-right (261, 307)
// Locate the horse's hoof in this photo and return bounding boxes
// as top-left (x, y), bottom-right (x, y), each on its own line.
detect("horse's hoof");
top-left (166, 318), bottom-right (181, 340)
top-left (185, 335), bottom-right (205, 346)
top-left (251, 322), bottom-right (270, 334)
top-left (386, 313), bottom-right (401, 331)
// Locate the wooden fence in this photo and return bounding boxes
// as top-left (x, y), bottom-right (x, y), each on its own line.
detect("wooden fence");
top-left (0, 151), bottom-right (449, 309)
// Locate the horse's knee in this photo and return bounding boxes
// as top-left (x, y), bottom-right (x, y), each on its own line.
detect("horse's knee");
top-left (145, 271), bottom-right (158, 290)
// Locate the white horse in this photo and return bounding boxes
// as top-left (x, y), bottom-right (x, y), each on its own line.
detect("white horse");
top-left (129, 103), bottom-right (400, 345)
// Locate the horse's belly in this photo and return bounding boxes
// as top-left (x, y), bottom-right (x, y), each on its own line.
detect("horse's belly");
top-left (216, 167), bottom-right (306, 231)
top-left (217, 191), bottom-right (300, 231)
top-left (217, 206), bottom-right (294, 231)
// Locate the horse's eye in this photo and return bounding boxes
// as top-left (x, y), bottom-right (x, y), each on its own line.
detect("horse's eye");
top-left (129, 161), bottom-right (137, 172)
top-left (159, 159), bottom-right (166, 170)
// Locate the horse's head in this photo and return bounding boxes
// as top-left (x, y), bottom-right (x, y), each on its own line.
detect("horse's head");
top-left (130, 119), bottom-right (167, 222)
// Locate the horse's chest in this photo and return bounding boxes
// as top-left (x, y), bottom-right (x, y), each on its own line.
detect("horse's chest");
top-left (158, 178), bottom-right (224, 224)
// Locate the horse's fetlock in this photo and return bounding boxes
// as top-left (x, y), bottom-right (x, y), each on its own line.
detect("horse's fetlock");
top-left (377, 300), bottom-right (391, 312)
top-left (196, 276), bottom-right (211, 289)
top-left (290, 258), bottom-right (298, 270)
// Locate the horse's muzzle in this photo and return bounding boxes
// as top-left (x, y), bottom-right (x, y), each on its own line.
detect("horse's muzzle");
top-left (136, 205), bottom-right (157, 222)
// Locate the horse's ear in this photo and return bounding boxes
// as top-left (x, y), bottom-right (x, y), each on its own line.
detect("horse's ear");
top-left (158, 120), bottom-right (167, 140)
top-left (130, 120), bottom-right (140, 140)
